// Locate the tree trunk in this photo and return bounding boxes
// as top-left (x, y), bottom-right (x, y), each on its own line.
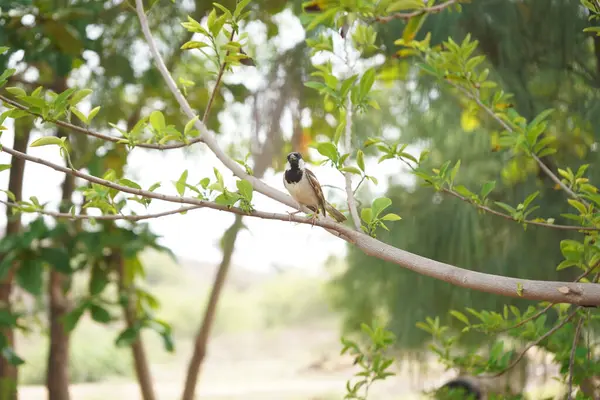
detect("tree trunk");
top-left (0, 120), bottom-right (31, 400)
top-left (116, 251), bottom-right (156, 400)
top-left (46, 127), bottom-right (73, 400)
top-left (181, 215), bottom-right (244, 400)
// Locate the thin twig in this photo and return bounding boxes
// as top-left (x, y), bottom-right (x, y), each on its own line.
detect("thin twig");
top-left (0, 199), bottom-right (200, 221)
top-left (446, 82), bottom-right (586, 204)
top-left (341, 21), bottom-right (361, 231)
top-left (489, 308), bottom-right (580, 378)
top-left (567, 316), bottom-right (585, 400)
top-left (202, 30), bottom-right (235, 124)
top-left (344, 98), bottom-right (360, 230)
top-left (0, 94), bottom-right (203, 150)
top-left (376, 0), bottom-right (458, 23)
top-left (444, 188), bottom-right (599, 231)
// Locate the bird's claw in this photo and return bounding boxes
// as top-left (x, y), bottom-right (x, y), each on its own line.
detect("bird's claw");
top-left (287, 210), bottom-right (301, 222)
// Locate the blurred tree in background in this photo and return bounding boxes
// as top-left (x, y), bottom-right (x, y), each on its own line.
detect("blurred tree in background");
top-left (330, 0), bottom-right (600, 351)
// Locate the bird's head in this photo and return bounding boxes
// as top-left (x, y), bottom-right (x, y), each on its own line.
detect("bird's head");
top-left (286, 152), bottom-right (304, 169)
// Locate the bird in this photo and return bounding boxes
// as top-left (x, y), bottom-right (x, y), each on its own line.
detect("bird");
top-left (283, 151), bottom-right (347, 224)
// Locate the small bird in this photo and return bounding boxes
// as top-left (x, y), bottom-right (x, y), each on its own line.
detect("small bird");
top-left (283, 151), bottom-right (347, 224)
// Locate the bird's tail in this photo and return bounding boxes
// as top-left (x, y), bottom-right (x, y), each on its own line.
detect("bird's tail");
top-left (325, 202), bottom-right (347, 223)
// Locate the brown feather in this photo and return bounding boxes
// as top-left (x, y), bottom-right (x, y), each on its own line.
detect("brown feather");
top-left (304, 168), bottom-right (327, 217)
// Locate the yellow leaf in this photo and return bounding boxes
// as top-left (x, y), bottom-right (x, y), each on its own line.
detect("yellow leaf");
top-left (460, 110), bottom-right (480, 132)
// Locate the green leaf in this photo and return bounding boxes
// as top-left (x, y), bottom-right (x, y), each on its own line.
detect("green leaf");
top-left (361, 208), bottom-right (373, 224)
top-left (340, 166), bottom-right (361, 175)
top-left (236, 179), bottom-right (253, 201)
top-left (89, 304), bottom-right (112, 323)
top-left (185, 116), bottom-right (199, 135)
top-left (359, 68), bottom-right (376, 98)
top-left (149, 110), bottom-right (166, 132)
top-left (480, 181), bottom-right (496, 198)
top-left (16, 259), bottom-right (43, 295)
top-left (357, 150), bottom-right (365, 172)
top-left (39, 247), bottom-right (71, 274)
top-left (567, 199), bottom-right (587, 215)
top-left (372, 197), bottom-right (392, 218)
top-left (115, 326), bottom-right (140, 347)
top-left (0, 165), bottom-right (10, 173)
top-left (1, 347), bottom-right (24, 366)
top-left (495, 201), bottom-right (516, 215)
top-left (556, 259), bottom-right (579, 271)
top-left (87, 106), bottom-right (101, 122)
top-left (89, 265), bottom-right (109, 296)
top-left (234, 0), bottom-right (252, 18)
top-left (5, 87), bottom-right (26, 97)
top-left (30, 136), bottom-right (64, 147)
top-left (316, 142), bottom-right (338, 162)
top-left (522, 191), bottom-right (539, 208)
top-left (119, 178), bottom-right (142, 190)
top-left (449, 310), bottom-right (470, 325)
top-left (175, 170), bottom-right (189, 196)
top-left (0, 47), bottom-right (9, 55)
top-left (381, 213), bottom-right (401, 221)
top-left (70, 107), bottom-right (88, 124)
top-left (181, 41), bottom-right (209, 50)
top-left (62, 304), bottom-right (86, 332)
top-left (68, 89), bottom-right (93, 106)
top-left (387, 0), bottom-right (424, 12)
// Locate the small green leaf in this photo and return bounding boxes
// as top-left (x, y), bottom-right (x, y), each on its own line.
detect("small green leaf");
top-left (236, 179), bottom-right (253, 201)
top-left (175, 170), bottom-right (189, 196)
top-left (2, 347), bottom-right (24, 366)
top-left (119, 179), bottom-right (142, 190)
top-left (449, 310), bottom-right (470, 325)
top-left (361, 208), bottom-right (373, 224)
top-left (89, 304), bottom-right (112, 323)
top-left (340, 166), bottom-right (361, 175)
top-left (70, 107), bottom-right (88, 124)
top-left (372, 197), bottom-right (392, 218)
top-left (185, 116), bottom-right (199, 135)
top-left (30, 136), bottom-right (65, 147)
top-left (316, 142), bottom-right (339, 162)
top-left (68, 89), bottom-right (93, 106)
top-left (381, 213), bottom-right (401, 221)
top-left (87, 106), bottom-right (100, 122)
top-left (115, 327), bottom-right (140, 347)
top-left (357, 150), bottom-right (365, 172)
top-left (181, 41), bottom-right (209, 50)
top-left (480, 181), bottom-right (496, 198)
top-left (0, 165), bottom-right (10, 173)
top-left (5, 87), bottom-right (26, 97)
top-left (149, 110), bottom-right (166, 132)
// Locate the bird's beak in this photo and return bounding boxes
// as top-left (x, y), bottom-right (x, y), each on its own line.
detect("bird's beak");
top-left (289, 154), bottom-right (297, 161)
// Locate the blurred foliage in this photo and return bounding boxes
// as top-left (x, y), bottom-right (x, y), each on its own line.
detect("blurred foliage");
top-left (330, 0), bottom-right (600, 352)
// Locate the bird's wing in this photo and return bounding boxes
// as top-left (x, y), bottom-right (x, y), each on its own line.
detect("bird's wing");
top-left (304, 168), bottom-right (327, 215)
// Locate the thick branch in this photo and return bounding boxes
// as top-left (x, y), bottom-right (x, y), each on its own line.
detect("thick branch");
top-left (376, 0), bottom-right (458, 23)
top-left (0, 94), bottom-right (203, 150)
top-left (4, 145), bottom-right (600, 305)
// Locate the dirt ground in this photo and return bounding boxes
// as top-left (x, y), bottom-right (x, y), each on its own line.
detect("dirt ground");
top-left (18, 325), bottom-right (561, 400)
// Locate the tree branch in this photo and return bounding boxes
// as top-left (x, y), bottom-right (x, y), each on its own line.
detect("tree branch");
top-left (490, 308), bottom-right (579, 378)
top-left (0, 200), bottom-right (200, 221)
top-left (0, 94), bottom-right (203, 150)
top-left (443, 188), bottom-right (599, 231)
top-left (376, 0), bottom-right (458, 23)
top-left (4, 144), bottom-right (600, 305)
top-left (344, 101), bottom-right (360, 230)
